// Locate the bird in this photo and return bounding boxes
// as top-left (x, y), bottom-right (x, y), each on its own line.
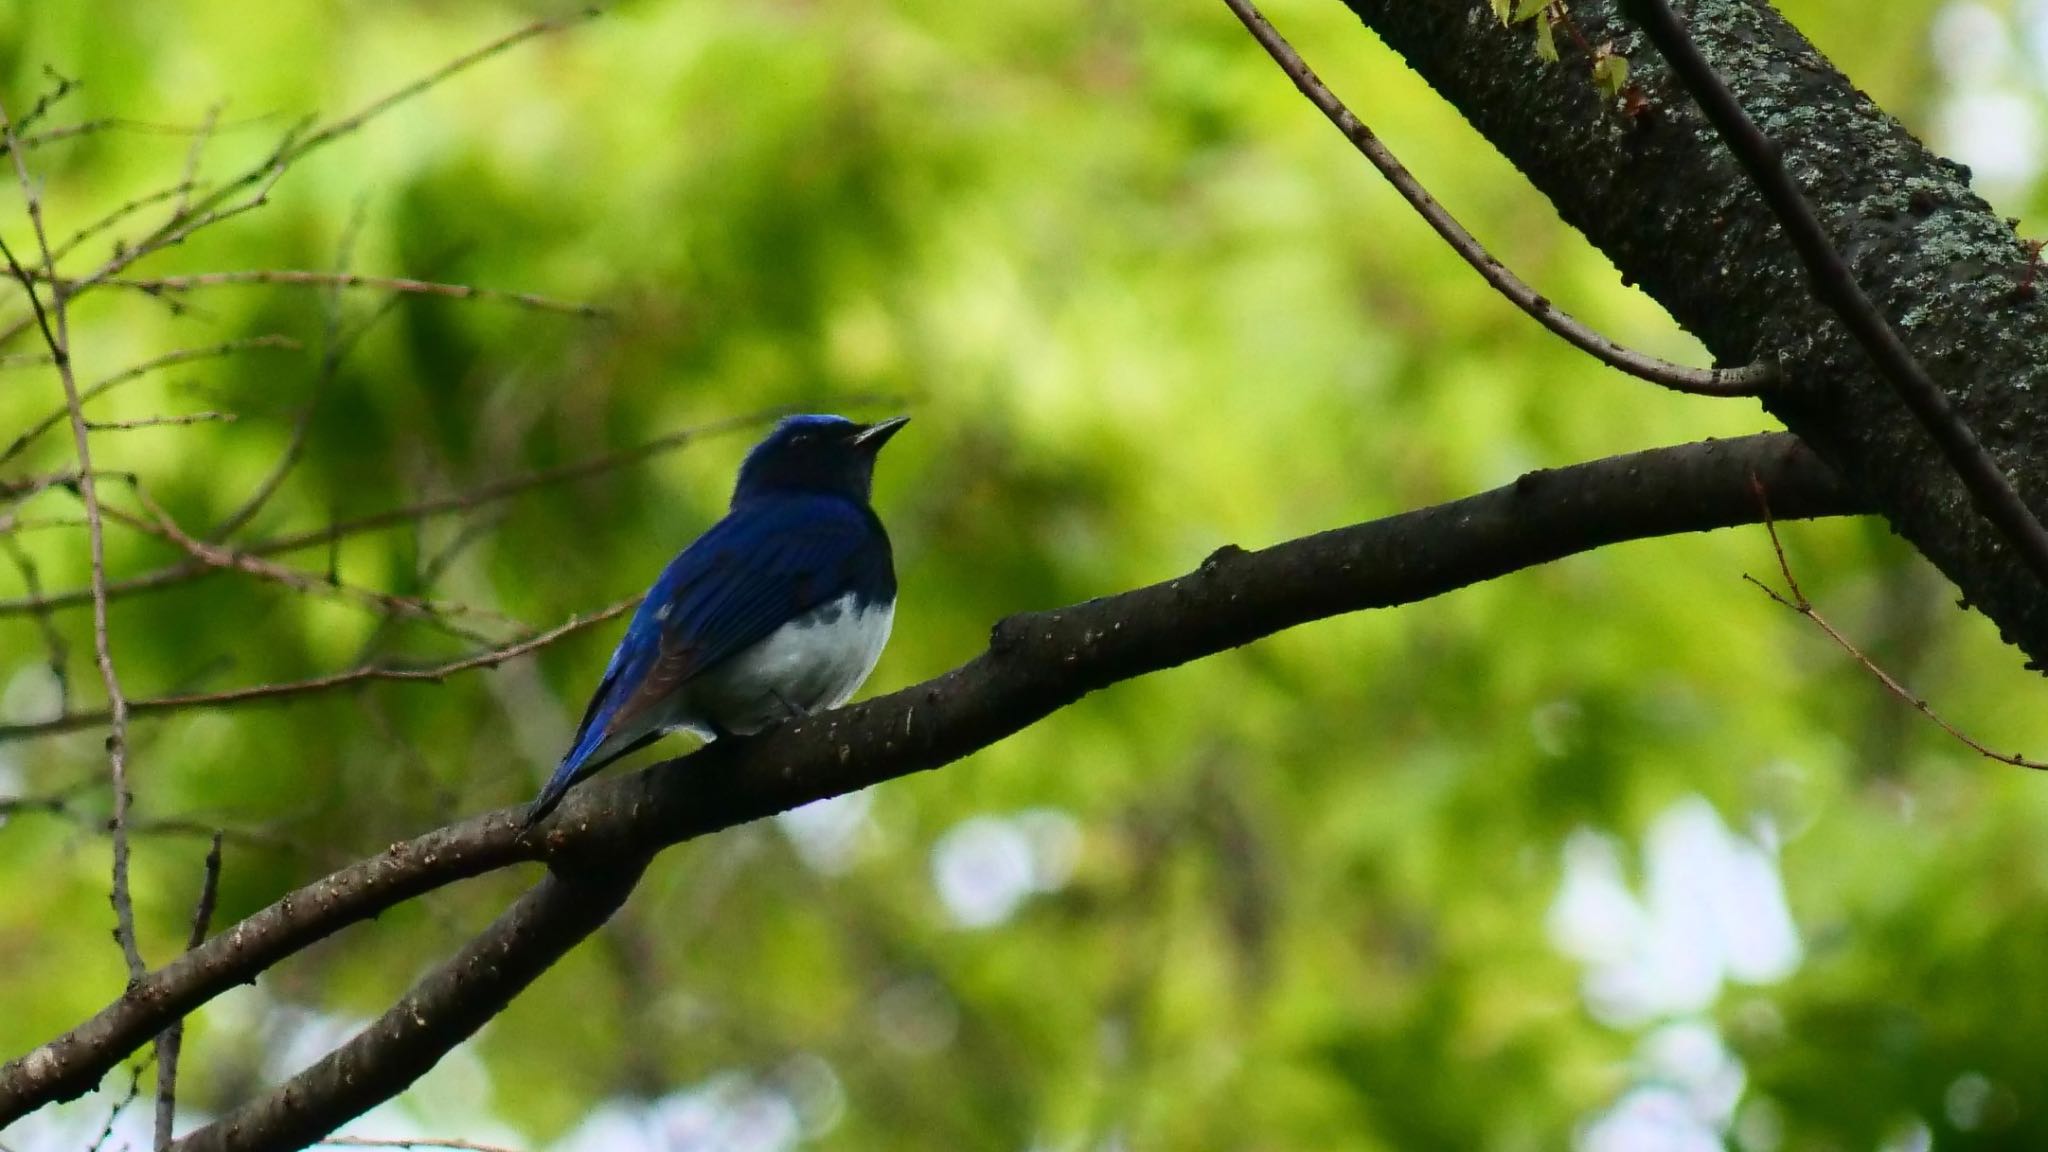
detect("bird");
top-left (523, 413), bottom-right (908, 828)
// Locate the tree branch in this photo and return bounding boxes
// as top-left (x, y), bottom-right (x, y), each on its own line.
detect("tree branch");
top-left (153, 833), bottom-right (224, 1149)
top-left (0, 407), bottom-right (796, 619)
top-left (0, 98), bottom-right (146, 986)
top-left (1616, 0), bottom-right (2048, 590)
top-left (0, 430), bottom-right (1864, 1130)
top-left (171, 860), bottom-right (647, 1152)
top-left (1221, 0), bottom-right (1773, 397)
top-left (0, 596), bottom-right (638, 743)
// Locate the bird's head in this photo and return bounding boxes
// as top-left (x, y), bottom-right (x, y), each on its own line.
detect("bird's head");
top-left (732, 414), bottom-right (909, 504)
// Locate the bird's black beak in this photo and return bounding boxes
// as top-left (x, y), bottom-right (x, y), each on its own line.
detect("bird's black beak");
top-left (851, 415), bottom-right (910, 451)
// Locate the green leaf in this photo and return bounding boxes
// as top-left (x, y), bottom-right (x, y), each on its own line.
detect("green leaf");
top-left (1534, 12), bottom-right (1559, 61)
top-left (1513, 0), bottom-right (1550, 22)
top-left (1491, 0), bottom-right (1513, 24)
top-left (1592, 52), bottom-right (1630, 100)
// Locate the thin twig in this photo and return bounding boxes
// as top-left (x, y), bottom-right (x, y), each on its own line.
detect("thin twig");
top-left (0, 536), bottom-right (69, 710)
top-left (101, 9), bottom-right (599, 299)
top-left (1220, 0), bottom-right (1775, 396)
top-left (87, 411), bottom-right (237, 432)
top-left (110, 486), bottom-right (522, 641)
top-left (0, 13), bottom-right (598, 358)
top-left (4, 67), bottom-right (81, 149)
top-left (0, 97), bottom-right (147, 985)
top-left (70, 269), bottom-right (607, 317)
top-left (0, 597), bottom-right (638, 742)
top-left (0, 780), bottom-right (298, 852)
top-left (317, 1131), bottom-right (524, 1139)
top-left (213, 198), bottom-right (393, 540)
top-left (153, 833), bottom-right (223, 1149)
top-left (1745, 477), bottom-right (2048, 770)
top-left (1621, 0), bottom-right (2048, 585)
top-left (87, 1056), bottom-right (150, 1152)
top-left (0, 406), bottom-right (795, 618)
top-left (50, 182), bottom-right (198, 263)
top-left (0, 113), bottom-right (268, 158)
top-left (167, 105), bottom-right (222, 223)
top-left (0, 335), bottom-right (299, 466)
top-left (0, 160), bottom-right (288, 349)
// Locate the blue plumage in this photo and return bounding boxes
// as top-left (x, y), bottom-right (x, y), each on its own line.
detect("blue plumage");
top-left (525, 414), bottom-right (907, 826)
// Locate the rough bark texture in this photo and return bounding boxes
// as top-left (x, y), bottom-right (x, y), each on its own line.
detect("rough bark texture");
top-left (1342, 0), bottom-right (2048, 663)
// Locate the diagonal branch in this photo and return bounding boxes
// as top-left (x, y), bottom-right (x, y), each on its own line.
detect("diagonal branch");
top-left (1221, 0), bottom-right (1773, 397)
top-left (173, 860), bottom-right (647, 1152)
top-left (1618, 0), bottom-right (2048, 586)
top-left (0, 430), bottom-right (1864, 1131)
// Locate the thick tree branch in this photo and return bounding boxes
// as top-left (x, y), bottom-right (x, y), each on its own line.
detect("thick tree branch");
top-left (172, 860), bottom-right (647, 1152)
top-left (1338, 0), bottom-right (2048, 666)
top-left (1617, 0), bottom-right (2048, 589)
top-left (0, 431), bottom-right (1863, 1131)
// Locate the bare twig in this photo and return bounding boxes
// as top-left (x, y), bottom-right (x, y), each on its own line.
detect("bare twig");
top-left (212, 197), bottom-right (395, 541)
top-left (153, 833), bottom-right (223, 1149)
top-left (0, 98), bottom-right (146, 985)
top-left (0, 780), bottom-right (297, 852)
top-left (0, 596), bottom-right (638, 742)
top-left (51, 182), bottom-right (198, 263)
top-left (319, 1139), bottom-right (525, 1152)
top-left (86, 411), bottom-right (237, 432)
top-left (0, 515), bottom-right (94, 535)
top-left (87, 1056), bottom-right (149, 1152)
top-left (1221, 0), bottom-right (1775, 396)
top-left (71, 270), bottom-right (607, 317)
top-left (0, 160), bottom-right (289, 350)
top-left (0, 113), bottom-right (266, 158)
top-left (167, 105), bottom-right (222, 223)
top-left (1, 335), bottom-right (299, 466)
top-left (0, 407), bottom-right (793, 618)
top-left (0, 11), bottom-right (598, 354)
top-left (1745, 477), bottom-right (2048, 770)
top-left (100, 490), bottom-right (515, 646)
top-left (0, 536), bottom-right (69, 711)
top-left (1621, 0), bottom-right (2048, 585)
top-left (5, 68), bottom-right (81, 148)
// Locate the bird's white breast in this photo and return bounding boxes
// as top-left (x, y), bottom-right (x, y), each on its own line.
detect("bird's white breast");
top-left (682, 592), bottom-right (895, 737)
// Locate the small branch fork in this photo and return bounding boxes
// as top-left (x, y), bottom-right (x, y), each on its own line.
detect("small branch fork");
top-left (1620, 0), bottom-right (2048, 591)
top-left (1745, 477), bottom-right (2048, 772)
top-left (1219, 0), bottom-right (1774, 397)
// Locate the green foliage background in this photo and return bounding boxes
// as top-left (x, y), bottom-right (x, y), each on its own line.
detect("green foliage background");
top-left (2, 0), bottom-right (2045, 1148)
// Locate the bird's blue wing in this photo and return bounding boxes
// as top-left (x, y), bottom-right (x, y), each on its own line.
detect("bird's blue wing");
top-left (526, 496), bottom-right (887, 823)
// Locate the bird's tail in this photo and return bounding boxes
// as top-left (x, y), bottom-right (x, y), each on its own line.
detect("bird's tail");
top-left (521, 769), bottom-right (576, 830)
top-left (522, 724), bottom-right (611, 830)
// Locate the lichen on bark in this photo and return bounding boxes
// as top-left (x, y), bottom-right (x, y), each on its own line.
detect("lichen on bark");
top-left (1341, 0), bottom-right (2048, 663)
